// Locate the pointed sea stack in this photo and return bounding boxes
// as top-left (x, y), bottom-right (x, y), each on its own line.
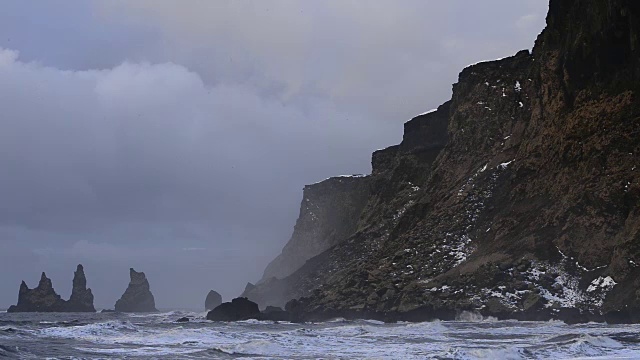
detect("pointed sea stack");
top-left (205, 290), bottom-right (222, 311)
top-left (7, 272), bottom-right (67, 312)
top-left (114, 268), bottom-right (157, 312)
top-left (65, 264), bottom-right (96, 312)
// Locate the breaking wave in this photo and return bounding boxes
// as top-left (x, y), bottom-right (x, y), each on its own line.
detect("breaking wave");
top-left (1, 311), bottom-right (640, 359)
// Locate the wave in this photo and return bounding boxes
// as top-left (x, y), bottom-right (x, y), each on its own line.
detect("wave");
top-left (442, 345), bottom-right (532, 360)
top-left (455, 311), bottom-right (498, 322)
top-left (40, 320), bottom-right (139, 340)
top-left (0, 344), bottom-right (19, 358)
top-left (215, 339), bottom-right (282, 357)
top-left (74, 346), bottom-right (204, 357)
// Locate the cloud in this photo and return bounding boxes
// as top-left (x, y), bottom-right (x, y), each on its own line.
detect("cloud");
top-left (0, 1), bottom-right (548, 309)
top-left (0, 47), bottom-right (397, 307)
top-left (96, 1), bottom-right (548, 122)
top-left (516, 13), bottom-right (541, 31)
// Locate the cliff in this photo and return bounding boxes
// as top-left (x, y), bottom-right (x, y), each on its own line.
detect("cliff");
top-left (7, 265), bottom-right (95, 313)
top-left (255, 0), bottom-right (640, 323)
top-left (260, 175), bottom-right (371, 281)
top-left (243, 175), bottom-right (371, 307)
top-left (245, 103), bottom-right (450, 308)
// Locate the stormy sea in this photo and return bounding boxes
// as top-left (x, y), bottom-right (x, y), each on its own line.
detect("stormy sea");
top-left (2, 311), bottom-right (640, 359)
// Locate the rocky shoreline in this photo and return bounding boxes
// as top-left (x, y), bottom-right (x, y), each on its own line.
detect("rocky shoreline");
top-left (200, 295), bottom-right (639, 325)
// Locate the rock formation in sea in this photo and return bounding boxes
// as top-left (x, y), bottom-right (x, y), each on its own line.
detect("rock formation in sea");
top-left (114, 268), bottom-right (157, 312)
top-left (206, 297), bottom-right (260, 321)
top-left (247, 0), bottom-right (640, 324)
top-left (65, 264), bottom-right (96, 312)
top-left (205, 290), bottom-right (222, 311)
top-left (7, 273), bottom-right (67, 312)
top-left (7, 265), bottom-right (96, 312)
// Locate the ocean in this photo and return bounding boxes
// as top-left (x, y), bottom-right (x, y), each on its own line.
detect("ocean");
top-left (1, 310), bottom-right (640, 359)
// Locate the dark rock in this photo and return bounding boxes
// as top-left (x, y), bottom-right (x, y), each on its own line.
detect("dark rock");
top-left (523, 293), bottom-right (543, 311)
top-left (65, 265), bottom-right (95, 312)
top-left (205, 290), bottom-right (222, 311)
top-left (7, 273), bottom-right (66, 313)
top-left (7, 265), bottom-right (96, 313)
top-left (264, 305), bottom-right (284, 312)
top-left (114, 268), bottom-right (157, 312)
top-left (176, 317), bottom-right (190, 323)
top-left (259, 306), bottom-right (291, 322)
top-left (100, 309), bottom-right (115, 313)
top-left (206, 297), bottom-right (260, 321)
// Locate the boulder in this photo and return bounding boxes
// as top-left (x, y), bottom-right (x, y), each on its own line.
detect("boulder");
top-left (114, 268), bottom-right (157, 312)
top-left (205, 290), bottom-right (222, 311)
top-left (176, 317), bottom-right (190, 323)
top-left (206, 297), bottom-right (260, 321)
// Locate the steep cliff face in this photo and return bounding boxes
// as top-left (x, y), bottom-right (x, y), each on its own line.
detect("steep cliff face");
top-left (260, 176), bottom-right (371, 282)
top-left (243, 175), bottom-right (371, 307)
top-left (257, 0), bottom-right (640, 323)
top-left (245, 104), bottom-right (449, 308)
top-left (7, 265), bottom-right (96, 313)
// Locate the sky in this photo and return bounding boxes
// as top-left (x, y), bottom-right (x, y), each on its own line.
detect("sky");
top-left (0, 1), bottom-right (548, 310)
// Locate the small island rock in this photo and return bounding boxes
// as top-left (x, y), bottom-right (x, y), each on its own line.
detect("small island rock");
top-left (65, 264), bottom-right (95, 312)
top-left (7, 265), bottom-right (96, 313)
top-left (114, 268), bottom-right (157, 312)
top-left (206, 297), bottom-right (260, 321)
top-left (7, 273), bottom-right (66, 312)
top-left (205, 290), bottom-right (222, 311)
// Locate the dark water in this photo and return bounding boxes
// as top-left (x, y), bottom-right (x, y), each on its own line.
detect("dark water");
top-left (2, 310), bottom-right (640, 359)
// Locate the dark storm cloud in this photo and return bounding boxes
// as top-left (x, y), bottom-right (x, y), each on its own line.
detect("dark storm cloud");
top-left (0, 1), bottom-right (547, 309)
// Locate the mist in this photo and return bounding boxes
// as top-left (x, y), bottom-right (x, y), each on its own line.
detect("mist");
top-left (0, 1), bottom-right (546, 309)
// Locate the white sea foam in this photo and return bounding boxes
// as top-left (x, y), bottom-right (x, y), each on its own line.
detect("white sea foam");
top-left (5, 312), bottom-right (640, 359)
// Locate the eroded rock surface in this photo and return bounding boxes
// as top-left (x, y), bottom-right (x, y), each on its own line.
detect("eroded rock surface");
top-left (66, 264), bottom-right (95, 312)
top-left (7, 265), bottom-right (95, 313)
top-left (114, 268), bottom-right (157, 312)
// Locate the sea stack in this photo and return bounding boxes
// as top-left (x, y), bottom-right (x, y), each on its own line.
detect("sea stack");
top-left (114, 268), bottom-right (157, 312)
top-left (7, 272), bottom-right (67, 312)
top-left (205, 290), bottom-right (222, 311)
top-left (7, 265), bottom-right (96, 313)
top-left (65, 264), bottom-right (96, 312)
